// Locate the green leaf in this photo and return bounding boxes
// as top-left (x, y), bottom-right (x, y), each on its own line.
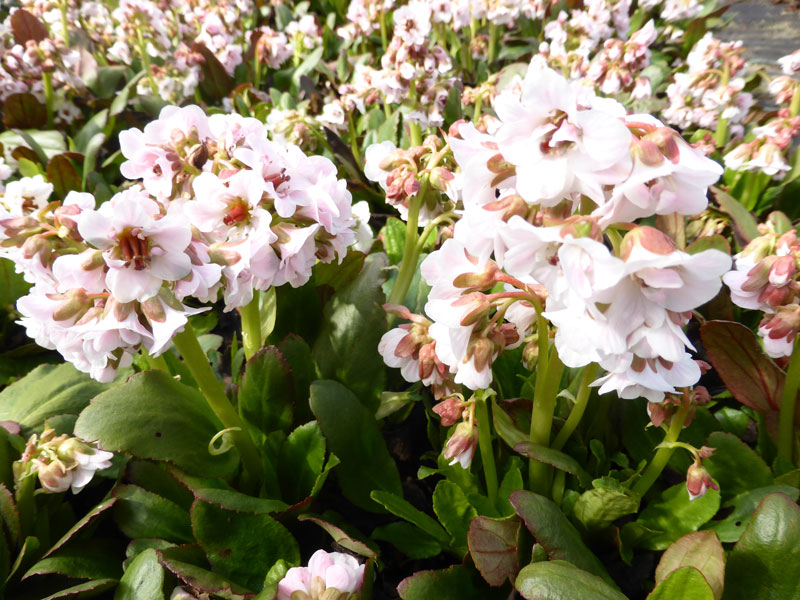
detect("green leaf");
top-left (126, 461), bottom-right (194, 511)
top-left (0, 363), bottom-right (107, 434)
top-left (109, 72), bottom-right (145, 116)
top-left (192, 488), bottom-right (288, 514)
top-left (46, 498), bottom-right (117, 557)
top-left (513, 443), bottom-right (591, 488)
top-left (381, 218), bottom-right (407, 265)
top-left (515, 561), bottom-right (628, 600)
top-left (73, 110), bottom-right (108, 154)
top-left (238, 347), bottom-right (294, 436)
top-left (723, 493), bottom-right (800, 600)
top-left (158, 554), bottom-right (252, 599)
top-left (655, 532), bottom-right (724, 600)
top-left (444, 85), bottom-right (462, 125)
top-left (0, 129), bottom-right (65, 162)
top-left (0, 257), bottom-right (30, 310)
top-left (113, 484), bottom-right (193, 544)
top-left (372, 522), bottom-right (442, 559)
top-left (292, 46), bottom-right (324, 84)
top-left (377, 109), bottom-right (400, 144)
top-left (312, 254), bottom-right (388, 411)
top-left (702, 432), bottom-right (773, 498)
top-left (310, 380), bottom-right (402, 511)
top-left (433, 480), bottom-right (477, 554)
top-left (191, 495), bottom-right (299, 591)
top-left (573, 486), bottom-right (640, 531)
top-left (467, 515), bottom-right (519, 586)
top-left (648, 567), bottom-right (714, 600)
top-left (114, 548), bottom-right (164, 600)
top-left (259, 287), bottom-right (277, 342)
top-left (510, 490), bottom-right (614, 585)
top-left (0, 484), bottom-right (20, 549)
top-left (497, 462), bottom-right (524, 517)
top-left (700, 321), bottom-right (782, 416)
top-left (710, 485), bottom-right (799, 543)
top-left (81, 133), bottom-right (106, 191)
top-left (371, 490), bottom-right (450, 545)
top-left (634, 482), bottom-right (721, 550)
top-left (24, 542), bottom-right (122, 582)
top-left (711, 186), bottom-right (760, 243)
top-left (42, 579), bottom-right (118, 600)
top-left (278, 421), bottom-right (326, 504)
top-left (276, 335), bottom-right (315, 424)
top-left (399, 565), bottom-right (507, 600)
top-left (297, 516), bottom-right (378, 559)
top-left (74, 370), bottom-right (239, 478)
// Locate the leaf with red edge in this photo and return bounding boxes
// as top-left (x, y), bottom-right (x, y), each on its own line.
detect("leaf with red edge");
top-left (398, 564), bottom-right (507, 600)
top-left (468, 515), bottom-right (520, 586)
top-left (10, 9), bottom-right (48, 44)
top-left (700, 321), bottom-right (784, 414)
top-left (46, 154), bottom-right (81, 199)
top-left (2, 94), bottom-right (47, 129)
top-left (190, 43), bottom-right (234, 102)
top-left (711, 186), bottom-right (760, 245)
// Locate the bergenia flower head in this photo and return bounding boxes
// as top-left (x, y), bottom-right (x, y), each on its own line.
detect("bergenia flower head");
top-left (277, 549), bottom-right (365, 600)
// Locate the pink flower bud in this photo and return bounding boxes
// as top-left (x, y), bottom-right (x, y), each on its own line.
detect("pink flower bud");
top-left (443, 422), bottom-right (478, 469)
top-left (768, 255), bottom-right (796, 287)
top-left (686, 461), bottom-right (718, 500)
top-left (433, 396), bottom-right (466, 427)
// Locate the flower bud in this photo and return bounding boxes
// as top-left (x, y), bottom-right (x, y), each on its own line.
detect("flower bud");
top-left (443, 421), bottom-right (478, 469)
top-left (686, 460), bottom-right (718, 500)
top-left (768, 255), bottom-right (796, 287)
top-left (452, 262), bottom-right (500, 291)
top-left (522, 339), bottom-right (539, 370)
top-left (433, 396), bottom-right (466, 427)
top-left (621, 226), bottom-right (676, 260)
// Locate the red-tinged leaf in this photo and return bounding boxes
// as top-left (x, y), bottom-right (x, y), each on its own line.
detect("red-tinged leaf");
top-left (0, 484), bottom-right (20, 548)
top-left (298, 515), bottom-right (378, 559)
top-left (190, 43), bottom-right (234, 102)
top-left (11, 146), bottom-right (43, 166)
top-left (398, 564), bottom-right (506, 600)
top-left (655, 531), bottom-right (725, 600)
top-left (700, 321), bottom-right (784, 414)
top-left (468, 515), bottom-right (520, 586)
top-left (10, 9), bottom-right (48, 44)
top-left (45, 498), bottom-right (117, 557)
top-left (2, 93), bottom-right (47, 129)
top-left (46, 154), bottom-right (81, 199)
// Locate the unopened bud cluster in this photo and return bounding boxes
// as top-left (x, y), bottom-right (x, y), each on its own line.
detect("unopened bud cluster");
top-left (14, 427), bottom-right (113, 494)
top-left (724, 216), bottom-right (800, 357)
top-left (277, 550), bottom-right (364, 600)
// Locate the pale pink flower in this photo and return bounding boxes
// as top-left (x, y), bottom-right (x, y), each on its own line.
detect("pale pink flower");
top-left (277, 550), bottom-right (365, 600)
top-left (78, 187), bottom-right (192, 303)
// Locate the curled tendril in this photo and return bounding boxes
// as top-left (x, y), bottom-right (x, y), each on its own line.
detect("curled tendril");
top-left (208, 427), bottom-right (241, 456)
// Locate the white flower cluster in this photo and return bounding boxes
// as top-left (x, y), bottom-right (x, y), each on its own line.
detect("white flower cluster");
top-left (379, 65), bottom-right (732, 402)
top-left (1, 106), bottom-right (362, 382)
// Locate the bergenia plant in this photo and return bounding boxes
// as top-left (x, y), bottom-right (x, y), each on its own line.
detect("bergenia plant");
top-left (0, 2), bottom-right (797, 599)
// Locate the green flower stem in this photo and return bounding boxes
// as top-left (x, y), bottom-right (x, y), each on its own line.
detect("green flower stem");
top-left (136, 29), bottom-right (159, 95)
top-left (488, 23), bottom-right (498, 64)
top-left (475, 391), bottom-right (499, 507)
top-left (529, 346), bottom-right (565, 495)
top-left (409, 122), bottom-right (423, 147)
top-left (552, 362), bottom-right (599, 451)
top-left (632, 399), bottom-right (691, 497)
top-left (253, 56), bottom-right (261, 91)
top-left (173, 323), bottom-right (263, 482)
top-left (59, 0), bottom-right (70, 45)
top-left (714, 118), bottom-right (729, 149)
top-left (379, 9), bottom-right (388, 52)
top-left (790, 85), bottom-right (800, 119)
top-left (240, 290), bottom-right (262, 360)
top-left (348, 112), bottom-right (361, 165)
top-left (473, 94), bottom-right (483, 122)
top-left (145, 350), bottom-right (170, 373)
top-left (387, 186), bottom-right (426, 305)
top-left (778, 337), bottom-right (800, 465)
top-left (42, 71), bottom-right (54, 129)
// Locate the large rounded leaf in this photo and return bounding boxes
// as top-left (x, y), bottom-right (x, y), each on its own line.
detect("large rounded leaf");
top-left (74, 371), bottom-right (238, 478)
top-left (515, 561), bottom-right (628, 600)
top-left (723, 493), bottom-right (800, 600)
top-left (0, 363), bottom-right (107, 434)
